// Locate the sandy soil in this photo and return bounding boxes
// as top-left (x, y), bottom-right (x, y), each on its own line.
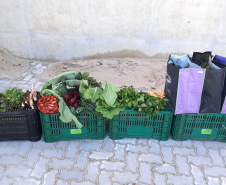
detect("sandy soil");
top-left (39, 58), bottom-right (167, 91)
top-left (0, 49), bottom-right (167, 91)
top-left (0, 49), bottom-right (31, 80)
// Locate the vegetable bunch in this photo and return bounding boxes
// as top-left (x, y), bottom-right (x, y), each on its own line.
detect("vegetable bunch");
top-left (62, 89), bottom-right (79, 109)
top-left (38, 95), bottom-right (59, 114)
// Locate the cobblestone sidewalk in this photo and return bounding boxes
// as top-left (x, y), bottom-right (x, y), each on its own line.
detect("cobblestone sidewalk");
top-left (0, 61), bottom-right (226, 185)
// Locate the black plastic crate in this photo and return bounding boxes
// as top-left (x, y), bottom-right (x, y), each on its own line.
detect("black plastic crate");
top-left (0, 95), bottom-right (42, 142)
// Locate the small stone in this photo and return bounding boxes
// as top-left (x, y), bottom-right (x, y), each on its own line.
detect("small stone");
top-left (23, 74), bottom-right (33, 81)
top-left (188, 156), bottom-right (211, 166)
top-left (22, 147), bottom-right (40, 167)
top-left (5, 166), bottom-right (32, 178)
top-left (34, 63), bottom-right (42, 69)
top-left (137, 139), bottom-right (148, 145)
top-left (173, 147), bottom-right (195, 155)
top-left (155, 164), bottom-right (176, 174)
top-left (0, 155), bottom-right (24, 165)
top-left (59, 168), bottom-right (84, 181)
top-left (139, 154), bottom-right (162, 163)
top-left (43, 169), bottom-right (58, 185)
top-left (48, 158), bottom-right (74, 170)
top-left (191, 165), bottom-right (206, 185)
top-left (193, 141), bottom-right (207, 156)
top-left (126, 152), bottom-right (138, 172)
top-left (208, 149), bottom-right (224, 167)
top-left (167, 174), bottom-right (193, 185)
top-left (162, 146), bottom-right (173, 164)
top-left (80, 141), bottom-right (102, 150)
top-left (101, 161), bottom-right (125, 171)
top-left (149, 139), bottom-right (160, 153)
top-left (30, 62), bottom-right (37, 65)
top-left (85, 162), bottom-right (100, 181)
top-left (74, 151), bottom-right (90, 170)
top-left (28, 78), bottom-right (38, 85)
top-left (204, 166), bottom-right (226, 176)
top-left (208, 177), bottom-right (221, 185)
top-left (71, 182), bottom-right (95, 185)
top-left (176, 156), bottom-right (190, 175)
top-left (153, 173), bottom-right (166, 185)
top-left (41, 149), bottom-right (64, 158)
top-left (32, 69), bottom-right (44, 74)
top-left (56, 180), bottom-right (70, 185)
top-left (65, 140), bottom-right (80, 159)
top-left (139, 163), bottom-right (152, 184)
top-left (31, 158), bottom-right (49, 179)
top-left (115, 138), bottom-right (136, 145)
top-left (112, 172), bottom-right (138, 183)
top-left (126, 144), bottom-right (149, 153)
top-left (99, 171), bottom-right (112, 185)
top-left (114, 144), bottom-right (126, 161)
top-left (13, 178), bottom-right (40, 185)
top-left (103, 136), bottom-right (115, 151)
top-left (89, 151), bottom-right (112, 160)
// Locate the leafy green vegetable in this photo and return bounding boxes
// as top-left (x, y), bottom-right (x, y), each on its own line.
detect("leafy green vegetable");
top-left (95, 97), bottom-right (125, 119)
top-left (41, 72), bottom-right (83, 128)
top-left (41, 71), bottom-right (80, 95)
top-left (0, 87), bottom-right (25, 112)
top-left (101, 81), bottom-right (118, 106)
top-left (79, 80), bottom-right (123, 119)
top-left (117, 87), bottom-right (141, 107)
top-left (133, 92), bottom-right (168, 116)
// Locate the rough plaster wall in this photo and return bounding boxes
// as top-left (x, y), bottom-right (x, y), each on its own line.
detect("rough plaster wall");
top-left (0, 0), bottom-right (226, 61)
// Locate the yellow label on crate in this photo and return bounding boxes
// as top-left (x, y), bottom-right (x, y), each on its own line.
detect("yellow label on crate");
top-left (71, 129), bottom-right (81, 134)
top-left (201, 129), bottom-right (212, 134)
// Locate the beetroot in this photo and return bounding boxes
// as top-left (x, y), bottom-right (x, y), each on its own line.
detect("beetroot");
top-left (62, 89), bottom-right (80, 109)
top-left (73, 102), bottom-right (79, 109)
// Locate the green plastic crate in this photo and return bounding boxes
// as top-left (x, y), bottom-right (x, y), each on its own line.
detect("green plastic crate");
top-left (109, 107), bottom-right (173, 140)
top-left (172, 113), bottom-right (226, 142)
top-left (40, 111), bottom-right (106, 142)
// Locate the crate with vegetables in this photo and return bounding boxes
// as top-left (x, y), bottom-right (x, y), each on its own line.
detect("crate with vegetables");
top-left (79, 79), bottom-right (173, 140)
top-left (38, 71), bottom-right (106, 142)
top-left (0, 86), bottom-right (42, 141)
top-left (108, 88), bottom-right (173, 140)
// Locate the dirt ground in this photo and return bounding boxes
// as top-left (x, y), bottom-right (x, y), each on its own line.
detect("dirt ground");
top-left (0, 49), bottom-right (167, 92)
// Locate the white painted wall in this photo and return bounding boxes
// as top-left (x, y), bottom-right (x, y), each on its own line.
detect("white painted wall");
top-left (0, 0), bottom-right (226, 61)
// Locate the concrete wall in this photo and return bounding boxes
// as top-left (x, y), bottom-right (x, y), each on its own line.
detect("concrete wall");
top-left (0, 0), bottom-right (226, 61)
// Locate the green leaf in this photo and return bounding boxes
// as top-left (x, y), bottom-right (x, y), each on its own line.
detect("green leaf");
top-left (137, 96), bottom-right (144, 102)
top-left (140, 103), bottom-right (147, 108)
top-left (66, 79), bottom-right (81, 87)
top-left (42, 89), bottom-right (83, 129)
top-left (76, 106), bottom-right (84, 113)
top-left (95, 101), bottom-right (125, 119)
top-left (128, 102), bottom-right (132, 107)
top-left (83, 90), bottom-right (91, 99)
top-left (82, 72), bottom-right (90, 80)
top-left (89, 87), bottom-right (103, 103)
top-left (55, 84), bottom-right (68, 95)
top-left (0, 108), bottom-right (6, 112)
top-left (79, 80), bottom-right (89, 94)
top-left (41, 71), bottom-right (80, 93)
top-left (132, 101), bottom-right (138, 106)
top-left (101, 81), bottom-right (118, 106)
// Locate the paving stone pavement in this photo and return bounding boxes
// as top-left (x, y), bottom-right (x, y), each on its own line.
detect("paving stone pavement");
top-left (0, 61), bottom-right (226, 185)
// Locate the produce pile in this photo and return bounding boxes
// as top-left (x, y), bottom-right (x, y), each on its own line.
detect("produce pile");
top-left (38, 72), bottom-right (168, 128)
top-left (0, 85), bottom-right (38, 112)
